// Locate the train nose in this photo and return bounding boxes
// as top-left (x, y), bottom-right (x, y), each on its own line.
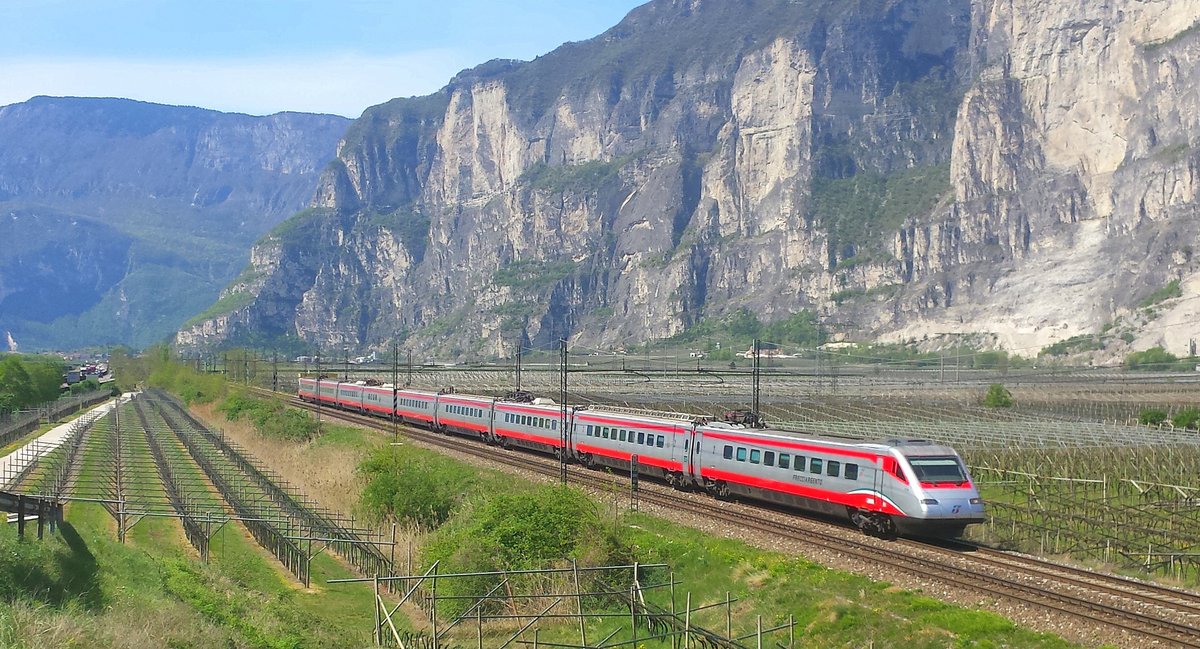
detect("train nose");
top-left (920, 494), bottom-right (986, 520)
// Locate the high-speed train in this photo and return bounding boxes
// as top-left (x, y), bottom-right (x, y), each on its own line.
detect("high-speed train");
top-left (299, 377), bottom-right (985, 537)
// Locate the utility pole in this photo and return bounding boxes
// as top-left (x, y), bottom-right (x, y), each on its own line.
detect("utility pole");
top-left (406, 349), bottom-right (412, 387)
top-left (272, 353), bottom-right (278, 392)
top-left (515, 341), bottom-right (523, 392)
top-left (391, 342), bottom-right (399, 438)
top-left (559, 338), bottom-right (568, 485)
top-left (752, 338), bottom-right (761, 423)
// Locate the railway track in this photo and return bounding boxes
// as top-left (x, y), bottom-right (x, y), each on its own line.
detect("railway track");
top-left (268, 389), bottom-right (1200, 647)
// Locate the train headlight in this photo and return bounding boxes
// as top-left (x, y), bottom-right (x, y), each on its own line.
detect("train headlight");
top-left (969, 498), bottom-right (982, 505)
top-left (920, 498), bottom-right (938, 505)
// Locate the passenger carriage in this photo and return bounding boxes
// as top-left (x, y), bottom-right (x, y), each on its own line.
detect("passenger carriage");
top-left (436, 393), bottom-right (494, 439)
top-left (394, 389), bottom-right (438, 425)
top-left (492, 399), bottom-right (565, 452)
top-left (360, 384), bottom-right (397, 417)
top-left (572, 408), bottom-right (694, 485)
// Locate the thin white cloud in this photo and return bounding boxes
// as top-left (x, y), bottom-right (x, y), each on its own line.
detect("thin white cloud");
top-left (0, 50), bottom-right (474, 117)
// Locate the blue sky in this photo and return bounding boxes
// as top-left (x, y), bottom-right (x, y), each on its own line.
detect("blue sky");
top-left (0, 1), bottom-right (647, 117)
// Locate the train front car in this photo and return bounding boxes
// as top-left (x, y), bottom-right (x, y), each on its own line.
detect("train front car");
top-left (891, 440), bottom-right (986, 538)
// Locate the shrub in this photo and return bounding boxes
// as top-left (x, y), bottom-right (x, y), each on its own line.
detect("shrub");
top-left (1139, 280), bottom-right (1182, 308)
top-left (1138, 409), bottom-right (1169, 426)
top-left (423, 486), bottom-right (631, 616)
top-left (1172, 408), bottom-right (1200, 431)
top-left (1125, 347), bottom-right (1179, 371)
top-left (982, 384), bottom-right (1013, 408)
top-left (357, 447), bottom-right (477, 528)
top-left (219, 391), bottom-right (317, 441)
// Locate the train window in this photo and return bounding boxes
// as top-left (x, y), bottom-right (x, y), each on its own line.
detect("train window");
top-left (749, 449), bottom-right (761, 464)
top-left (736, 447), bottom-right (747, 462)
top-left (795, 456), bottom-right (806, 472)
top-left (827, 460), bottom-right (840, 477)
top-left (552, 421), bottom-right (557, 430)
top-left (809, 458), bottom-right (822, 474)
top-left (723, 445), bottom-right (733, 459)
top-left (845, 463), bottom-right (859, 480)
top-left (637, 432), bottom-right (645, 445)
top-left (648, 436), bottom-right (655, 447)
top-left (619, 430), bottom-right (627, 442)
top-left (657, 435), bottom-right (665, 448)
top-left (764, 451), bottom-right (775, 467)
top-left (602, 427), bottom-right (610, 439)
top-left (778, 453), bottom-right (790, 469)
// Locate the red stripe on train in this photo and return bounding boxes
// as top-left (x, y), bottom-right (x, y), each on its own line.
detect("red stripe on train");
top-left (700, 468), bottom-right (907, 517)
top-left (702, 431), bottom-right (883, 462)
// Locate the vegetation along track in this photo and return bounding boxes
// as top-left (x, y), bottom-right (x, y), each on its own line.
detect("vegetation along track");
top-left (270, 388), bottom-right (1200, 647)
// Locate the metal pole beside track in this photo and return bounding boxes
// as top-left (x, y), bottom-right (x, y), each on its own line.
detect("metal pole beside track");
top-left (559, 338), bottom-right (568, 486)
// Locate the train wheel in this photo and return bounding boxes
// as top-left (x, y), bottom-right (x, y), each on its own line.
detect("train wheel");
top-left (850, 509), bottom-right (896, 537)
top-left (578, 453), bottom-right (595, 469)
top-left (705, 479), bottom-right (730, 500)
top-left (666, 472), bottom-right (686, 490)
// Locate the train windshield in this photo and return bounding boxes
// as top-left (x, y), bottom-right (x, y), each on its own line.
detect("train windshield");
top-left (907, 457), bottom-right (968, 486)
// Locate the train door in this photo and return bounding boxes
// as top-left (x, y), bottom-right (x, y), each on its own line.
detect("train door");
top-left (686, 426), bottom-right (701, 484)
top-left (487, 398), bottom-right (498, 443)
top-left (872, 457), bottom-right (885, 508)
top-left (566, 407), bottom-right (577, 459)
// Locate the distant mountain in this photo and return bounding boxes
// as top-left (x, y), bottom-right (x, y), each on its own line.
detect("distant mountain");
top-left (0, 96), bottom-right (349, 350)
top-left (180, 0), bottom-right (1200, 362)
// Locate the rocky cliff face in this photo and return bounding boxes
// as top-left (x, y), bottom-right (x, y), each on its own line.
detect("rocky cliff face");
top-left (889, 0), bottom-right (1200, 354)
top-left (181, 0), bottom-right (1200, 360)
top-left (0, 97), bottom-right (349, 349)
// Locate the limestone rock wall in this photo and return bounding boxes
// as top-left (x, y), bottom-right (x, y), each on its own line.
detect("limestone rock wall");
top-left (179, 0), bottom-right (1200, 360)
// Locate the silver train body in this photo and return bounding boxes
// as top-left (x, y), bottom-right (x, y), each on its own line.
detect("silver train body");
top-left (298, 377), bottom-right (986, 537)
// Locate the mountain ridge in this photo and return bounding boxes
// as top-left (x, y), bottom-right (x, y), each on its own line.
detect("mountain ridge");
top-left (178, 0), bottom-right (1200, 361)
top-left (0, 96), bottom-right (350, 350)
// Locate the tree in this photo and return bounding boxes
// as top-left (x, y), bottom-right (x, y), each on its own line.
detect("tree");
top-left (983, 383), bottom-right (1013, 408)
top-left (0, 356), bottom-right (34, 412)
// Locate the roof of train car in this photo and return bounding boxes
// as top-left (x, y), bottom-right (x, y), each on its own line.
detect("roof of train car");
top-left (699, 422), bottom-right (959, 457)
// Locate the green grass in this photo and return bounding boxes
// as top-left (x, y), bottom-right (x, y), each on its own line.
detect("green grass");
top-left (0, 402), bottom-right (377, 648)
top-left (621, 518), bottom-right (1078, 648)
